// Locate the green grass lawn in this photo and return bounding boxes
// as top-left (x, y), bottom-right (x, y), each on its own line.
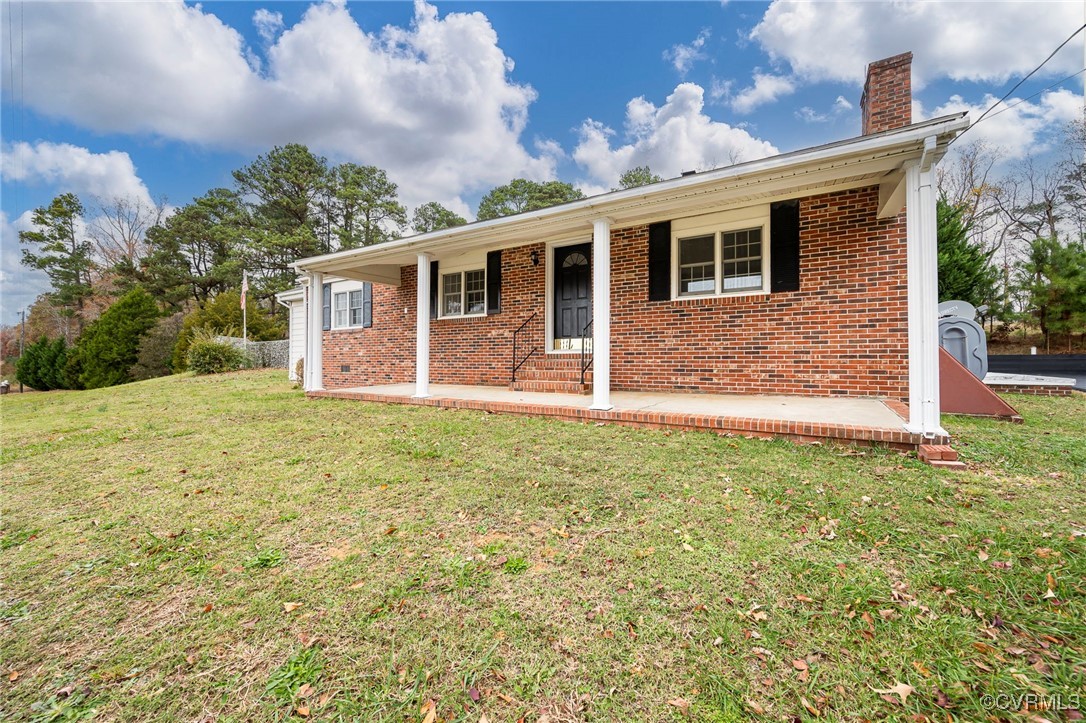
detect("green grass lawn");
top-left (1, 371), bottom-right (1083, 722)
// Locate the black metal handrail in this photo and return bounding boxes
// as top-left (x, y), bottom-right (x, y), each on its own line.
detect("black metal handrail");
top-left (511, 311), bottom-right (539, 383)
top-left (580, 319), bottom-right (593, 385)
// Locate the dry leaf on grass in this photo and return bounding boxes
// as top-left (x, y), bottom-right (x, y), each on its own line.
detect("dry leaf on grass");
top-left (800, 695), bottom-right (820, 716)
top-left (283, 602), bottom-right (304, 612)
top-left (420, 699), bottom-right (437, 723)
top-left (872, 681), bottom-right (914, 705)
top-left (295, 706), bottom-right (310, 717)
top-left (667, 698), bottom-right (691, 717)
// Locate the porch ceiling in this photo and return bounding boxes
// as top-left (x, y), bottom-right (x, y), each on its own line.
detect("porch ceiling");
top-left (297, 113), bottom-right (968, 282)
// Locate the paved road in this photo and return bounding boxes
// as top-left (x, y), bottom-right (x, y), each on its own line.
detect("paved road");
top-left (988, 355), bottom-right (1086, 391)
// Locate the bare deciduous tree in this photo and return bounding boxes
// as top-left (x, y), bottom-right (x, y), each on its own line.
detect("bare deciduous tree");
top-left (88, 195), bottom-right (168, 273)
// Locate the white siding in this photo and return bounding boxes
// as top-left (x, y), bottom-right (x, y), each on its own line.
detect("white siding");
top-left (288, 299), bottom-right (305, 381)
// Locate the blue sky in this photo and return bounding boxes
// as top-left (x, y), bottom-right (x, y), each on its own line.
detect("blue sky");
top-left (2, 0), bottom-right (1084, 324)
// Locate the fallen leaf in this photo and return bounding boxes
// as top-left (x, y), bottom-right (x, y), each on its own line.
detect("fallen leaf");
top-left (872, 681), bottom-right (914, 705)
top-left (667, 698), bottom-right (691, 717)
top-left (794, 594), bottom-right (816, 603)
top-left (911, 660), bottom-right (931, 677)
top-left (384, 526), bottom-right (398, 536)
top-left (185, 654), bottom-right (197, 665)
top-left (792, 659), bottom-right (808, 671)
top-left (347, 580), bottom-right (366, 590)
top-left (202, 603), bottom-right (213, 613)
top-left (800, 695), bottom-right (820, 716)
top-left (468, 687), bottom-right (480, 702)
top-left (283, 602), bottom-right (304, 613)
top-left (682, 543), bottom-right (694, 552)
top-left (421, 699), bottom-right (437, 723)
top-left (295, 706), bottom-right (310, 717)
top-left (479, 715), bottom-right (491, 723)
top-left (977, 550), bottom-right (989, 562)
top-left (296, 683), bottom-right (313, 698)
top-left (747, 700), bottom-right (766, 715)
top-left (934, 688), bottom-right (953, 708)
top-left (8, 670), bottom-right (19, 682)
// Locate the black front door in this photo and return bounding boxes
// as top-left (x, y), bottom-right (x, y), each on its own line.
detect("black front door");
top-left (554, 243), bottom-right (592, 341)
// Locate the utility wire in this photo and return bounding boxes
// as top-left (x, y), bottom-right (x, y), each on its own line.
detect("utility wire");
top-left (983, 68), bottom-right (1086, 121)
top-left (953, 22), bottom-right (1086, 143)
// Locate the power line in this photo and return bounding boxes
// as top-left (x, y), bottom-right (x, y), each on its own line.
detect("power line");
top-left (983, 68), bottom-right (1086, 121)
top-left (953, 22), bottom-right (1086, 144)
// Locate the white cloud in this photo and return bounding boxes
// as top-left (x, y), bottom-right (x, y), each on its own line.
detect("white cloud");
top-left (664, 29), bottom-right (711, 76)
top-left (253, 8), bottom-right (284, 44)
top-left (751, 1), bottom-right (1082, 88)
top-left (795, 94), bottom-right (855, 124)
top-left (0, 210), bottom-right (48, 324)
top-left (728, 72), bottom-right (796, 114)
top-left (919, 89), bottom-right (1084, 160)
top-left (572, 83), bottom-right (779, 191)
top-left (0, 142), bottom-right (154, 206)
top-left (2, 0), bottom-right (556, 212)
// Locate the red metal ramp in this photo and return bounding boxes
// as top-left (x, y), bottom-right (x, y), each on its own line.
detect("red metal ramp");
top-left (940, 347), bottom-right (1022, 422)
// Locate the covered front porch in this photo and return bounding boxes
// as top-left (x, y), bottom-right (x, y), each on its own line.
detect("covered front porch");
top-left (308, 383), bottom-right (943, 449)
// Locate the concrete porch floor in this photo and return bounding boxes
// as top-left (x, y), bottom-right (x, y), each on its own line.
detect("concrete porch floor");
top-left (308, 383), bottom-right (945, 449)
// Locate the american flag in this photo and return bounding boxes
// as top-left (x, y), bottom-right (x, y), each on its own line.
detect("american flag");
top-left (240, 270), bottom-right (249, 310)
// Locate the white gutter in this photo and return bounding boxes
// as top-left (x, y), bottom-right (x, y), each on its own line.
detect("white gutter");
top-left (293, 113), bottom-right (968, 273)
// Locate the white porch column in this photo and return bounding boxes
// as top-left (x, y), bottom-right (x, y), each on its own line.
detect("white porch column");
top-left (590, 217), bottom-right (613, 410)
top-left (414, 253), bottom-right (432, 398)
top-left (904, 139), bottom-right (946, 438)
top-left (305, 271), bottom-right (324, 391)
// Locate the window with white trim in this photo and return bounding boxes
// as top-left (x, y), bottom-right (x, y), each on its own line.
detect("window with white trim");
top-left (675, 223), bottom-right (767, 297)
top-left (333, 289), bottom-right (365, 328)
top-left (441, 269), bottom-right (486, 317)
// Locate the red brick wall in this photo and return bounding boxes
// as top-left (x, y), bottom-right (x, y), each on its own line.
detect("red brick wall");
top-left (861, 52), bottom-right (912, 135)
top-left (322, 186), bottom-right (909, 400)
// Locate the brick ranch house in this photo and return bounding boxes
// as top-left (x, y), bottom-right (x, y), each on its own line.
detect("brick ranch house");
top-left (285, 53), bottom-right (969, 446)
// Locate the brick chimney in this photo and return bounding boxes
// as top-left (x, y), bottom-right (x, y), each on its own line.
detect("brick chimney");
top-left (860, 52), bottom-right (913, 135)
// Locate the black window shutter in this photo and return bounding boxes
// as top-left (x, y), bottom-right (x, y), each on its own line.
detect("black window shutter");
top-left (770, 200), bottom-right (801, 293)
top-left (321, 282), bottom-right (331, 331)
top-left (429, 260), bottom-right (439, 320)
top-left (486, 250), bottom-right (502, 315)
top-left (647, 221), bottom-right (671, 301)
top-left (362, 282), bottom-right (373, 328)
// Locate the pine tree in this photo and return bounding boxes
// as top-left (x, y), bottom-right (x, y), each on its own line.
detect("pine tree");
top-left (19, 193), bottom-right (96, 336)
top-left (75, 287), bottom-right (161, 389)
top-left (937, 198), bottom-right (998, 308)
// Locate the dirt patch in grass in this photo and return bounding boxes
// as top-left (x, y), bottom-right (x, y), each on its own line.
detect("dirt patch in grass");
top-left (2, 371), bottom-right (1083, 721)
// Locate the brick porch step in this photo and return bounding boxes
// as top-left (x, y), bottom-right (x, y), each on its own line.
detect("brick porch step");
top-left (918, 444), bottom-right (959, 462)
top-left (510, 379), bottom-right (591, 394)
